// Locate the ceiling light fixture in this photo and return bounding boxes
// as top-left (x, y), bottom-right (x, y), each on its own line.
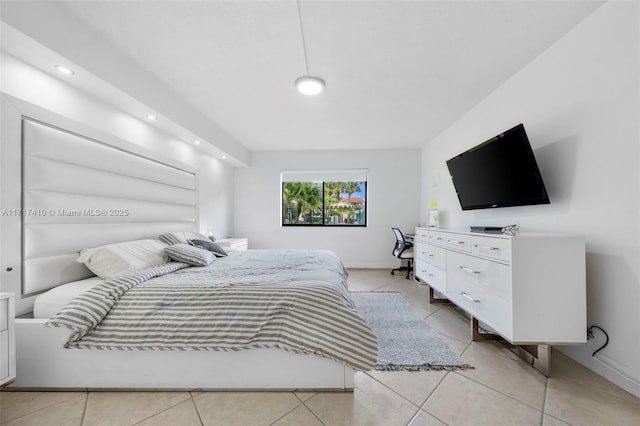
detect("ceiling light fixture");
top-left (295, 76), bottom-right (325, 96)
top-left (221, 155), bottom-right (227, 159)
top-left (55, 65), bottom-right (74, 75)
top-left (294, 0), bottom-right (324, 96)
top-left (146, 114), bottom-right (158, 121)
top-left (193, 140), bottom-right (201, 145)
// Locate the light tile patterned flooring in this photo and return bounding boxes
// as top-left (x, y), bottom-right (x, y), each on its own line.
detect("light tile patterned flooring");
top-left (2, 268), bottom-right (639, 425)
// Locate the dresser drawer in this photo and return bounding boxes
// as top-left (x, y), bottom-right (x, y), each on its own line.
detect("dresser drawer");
top-left (414, 228), bottom-right (429, 240)
top-left (447, 276), bottom-right (513, 340)
top-left (0, 299), bottom-right (7, 332)
top-left (447, 251), bottom-right (512, 301)
top-left (228, 240), bottom-right (247, 251)
top-left (0, 294), bottom-right (14, 386)
top-left (422, 230), bottom-right (445, 246)
top-left (472, 235), bottom-right (511, 263)
top-left (415, 242), bottom-right (446, 269)
top-left (444, 234), bottom-right (472, 252)
top-left (0, 330), bottom-right (8, 380)
top-left (415, 260), bottom-right (446, 294)
top-left (216, 238), bottom-right (248, 251)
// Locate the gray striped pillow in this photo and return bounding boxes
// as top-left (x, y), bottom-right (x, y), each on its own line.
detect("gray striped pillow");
top-left (163, 244), bottom-right (214, 266)
top-left (159, 231), bottom-right (209, 246)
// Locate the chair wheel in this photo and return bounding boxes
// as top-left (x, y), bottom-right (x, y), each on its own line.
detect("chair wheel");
top-left (390, 271), bottom-right (394, 275)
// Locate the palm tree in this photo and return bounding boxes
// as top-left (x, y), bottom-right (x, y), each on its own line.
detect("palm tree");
top-left (324, 182), bottom-right (340, 205)
top-left (342, 181), bottom-right (362, 202)
top-left (282, 182), bottom-right (322, 223)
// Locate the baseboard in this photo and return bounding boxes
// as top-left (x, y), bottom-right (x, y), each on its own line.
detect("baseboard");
top-left (558, 346), bottom-right (640, 399)
top-left (342, 261), bottom-right (398, 269)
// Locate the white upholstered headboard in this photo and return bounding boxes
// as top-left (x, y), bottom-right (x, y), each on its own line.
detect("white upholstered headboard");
top-left (22, 119), bottom-right (197, 296)
top-left (0, 94), bottom-right (197, 312)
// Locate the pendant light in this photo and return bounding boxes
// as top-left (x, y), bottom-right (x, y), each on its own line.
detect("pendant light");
top-left (295, 0), bottom-right (325, 95)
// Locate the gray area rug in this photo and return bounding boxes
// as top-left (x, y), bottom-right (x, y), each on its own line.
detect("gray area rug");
top-left (351, 291), bottom-right (472, 371)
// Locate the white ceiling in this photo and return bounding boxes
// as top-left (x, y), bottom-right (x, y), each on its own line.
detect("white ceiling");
top-left (1, 1), bottom-right (604, 155)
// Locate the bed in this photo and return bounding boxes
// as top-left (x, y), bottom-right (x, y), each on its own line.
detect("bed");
top-left (16, 245), bottom-right (377, 390)
top-left (2, 95), bottom-right (376, 390)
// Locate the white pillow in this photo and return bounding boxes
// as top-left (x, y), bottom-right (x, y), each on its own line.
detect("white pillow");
top-left (76, 239), bottom-right (169, 279)
top-left (34, 277), bottom-right (103, 319)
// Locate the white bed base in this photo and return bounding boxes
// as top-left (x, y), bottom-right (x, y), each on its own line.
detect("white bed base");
top-left (12, 319), bottom-right (355, 391)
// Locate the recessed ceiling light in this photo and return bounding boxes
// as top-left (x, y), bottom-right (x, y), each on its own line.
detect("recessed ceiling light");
top-left (194, 140), bottom-right (201, 145)
top-left (55, 65), bottom-right (74, 75)
top-left (295, 76), bottom-right (325, 96)
top-left (146, 114), bottom-right (158, 121)
top-left (221, 155), bottom-right (227, 159)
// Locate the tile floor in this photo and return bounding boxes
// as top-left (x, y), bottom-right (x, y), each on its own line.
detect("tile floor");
top-left (1, 269), bottom-right (639, 425)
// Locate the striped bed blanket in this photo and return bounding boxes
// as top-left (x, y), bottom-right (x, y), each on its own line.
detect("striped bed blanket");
top-left (47, 249), bottom-right (378, 371)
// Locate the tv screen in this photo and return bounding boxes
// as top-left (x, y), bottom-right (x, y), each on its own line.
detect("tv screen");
top-left (446, 124), bottom-right (550, 210)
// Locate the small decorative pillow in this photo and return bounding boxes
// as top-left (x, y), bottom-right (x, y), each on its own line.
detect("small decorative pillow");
top-left (163, 244), bottom-right (215, 267)
top-left (189, 239), bottom-right (228, 257)
top-left (158, 231), bottom-right (209, 246)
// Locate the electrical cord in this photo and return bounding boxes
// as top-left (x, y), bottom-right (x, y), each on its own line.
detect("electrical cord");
top-left (587, 325), bottom-right (609, 357)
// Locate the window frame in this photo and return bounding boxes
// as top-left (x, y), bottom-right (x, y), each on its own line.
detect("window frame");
top-left (280, 170), bottom-right (368, 227)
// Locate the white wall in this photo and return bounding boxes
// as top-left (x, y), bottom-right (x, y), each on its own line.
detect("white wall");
top-left (234, 149), bottom-right (421, 268)
top-left (0, 53), bottom-right (235, 237)
top-left (0, 54), bottom-right (236, 313)
top-left (421, 2), bottom-right (639, 396)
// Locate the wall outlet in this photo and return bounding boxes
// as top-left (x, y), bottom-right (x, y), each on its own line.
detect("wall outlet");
top-left (430, 173), bottom-right (440, 190)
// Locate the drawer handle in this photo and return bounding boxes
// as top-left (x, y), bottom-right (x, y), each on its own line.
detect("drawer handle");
top-left (474, 244), bottom-right (499, 251)
top-left (430, 236), bottom-right (442, 241)
top-left (427, 273), bottom-right (435, 277)
top-left (459, 266), bottom-right (480, 275)
top-left (460, 292), bottom-right (480, 303)
top-left (421, 252), bottom-right (434, 257)
top-left (448, 239), bottom-right (465, 245)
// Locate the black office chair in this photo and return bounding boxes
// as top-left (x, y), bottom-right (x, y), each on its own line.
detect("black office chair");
top-left (390, 227), bottom-right (414, 279)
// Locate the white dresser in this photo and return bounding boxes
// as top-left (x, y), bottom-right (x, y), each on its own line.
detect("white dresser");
top-left (0, 292), bottom-right (16, 386)
top-left (415, 228), bottom-right (586, 374)
top-left (215, 238), bottom-right (248, 251)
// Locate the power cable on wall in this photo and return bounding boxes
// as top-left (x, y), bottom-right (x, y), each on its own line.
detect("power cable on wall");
top-left (587, 325), bottom-right (609, 357)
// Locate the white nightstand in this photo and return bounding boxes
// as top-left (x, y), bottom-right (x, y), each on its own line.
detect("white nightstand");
top-left (0, 292), bottom-right (16, 386)
top-left (215, 238), bottom-right (248, 251)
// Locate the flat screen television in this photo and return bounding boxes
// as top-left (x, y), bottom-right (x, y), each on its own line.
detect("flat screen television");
top-left (446, 123), bottom-right (550, 210)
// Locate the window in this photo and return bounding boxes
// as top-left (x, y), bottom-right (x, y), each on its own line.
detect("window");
top-left (281, 169), bottom-right (367, 227)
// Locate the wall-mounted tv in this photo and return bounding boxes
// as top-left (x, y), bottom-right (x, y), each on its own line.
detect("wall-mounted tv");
top-left (446, 124), bottom-right (550, 210)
